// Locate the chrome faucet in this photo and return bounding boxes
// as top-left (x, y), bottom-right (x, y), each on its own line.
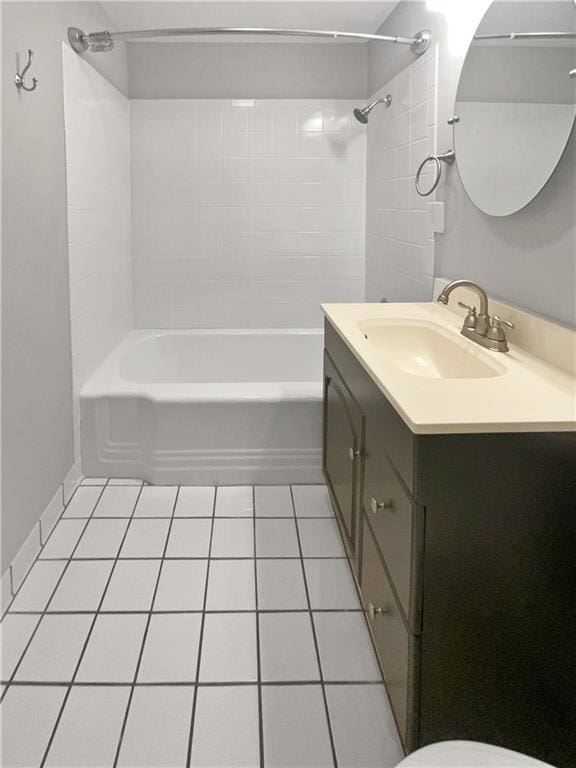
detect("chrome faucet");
top-left (437, 280), bottom-right (514, 353)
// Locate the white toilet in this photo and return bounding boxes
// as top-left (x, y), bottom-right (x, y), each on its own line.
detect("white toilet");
top-left (397, 741), bottom-right (554, 767)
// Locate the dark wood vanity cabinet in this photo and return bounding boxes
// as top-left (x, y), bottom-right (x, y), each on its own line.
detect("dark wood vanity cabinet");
top-left (323, 319), bottom-right (576, 767)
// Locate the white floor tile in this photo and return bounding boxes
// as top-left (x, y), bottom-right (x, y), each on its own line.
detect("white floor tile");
top-left (48, 560), bottom-right (113, 611)
top-left (175, 486), bottom-right (215, 517)
top-left (257, 559), bottom-right (308, 610)
top-left (326, 684), bottom-right (404, 767)
top-left (9, 561), bottom-right (66, 612)
top-left (101, 560), bottom-right (161, 611)
top-left (165, 518), bottom-right (212, 558)
top-left (292, 485), bottom-right (334, 517)
top-left (297, 518), bottom-right (346, 557)
top-left (73, 519), bottom-right (129, 559)
top-left (62, 486), bottom-right (102, 518)
top-left (260, 612), bottom-right (319, 682)
top-left (117, 686), bottom-right (194, 768)
top-left (134, 486), bottom-right (178, 517)
top-left (76, 613), bottom-right (147, 682)
top-left (255, 485), bottom-right (293, 517)
top-left (153, 560), bottom-right (208, 610)
top-left (15, 614), bottom-right (93, 681)
top-left (206, 559), bottom-right (255, 610)
top-left (0, 614), bottom-right (40, 680)
top-left (199, 613), bottom-right (257, 682)
top-left (92, 486), bottom-right (140, 518)
top-left (262, 685), bottom-right (333, 768)
top-left (138, 613), bottom-right (202, 682)
top-left (44, 686), bottom-right (131, 767)
top-left (211, 519), bottom-right (254, 558)
top-left (108, 478), bottom-right (143, 485)
top-left (1, 685), bottom-right (67, 767)
top-left (305, 559), bottom-right (361, 609)
top-left (191, 686), bottom-right (260, 768)
top-left (81, 477), bottom-right (107, 485)
top-left (314, 613), bottom-right (382, 682)
top-left (120, 519), bottom-right (170, 558)
top-left (215, 486), bottom-right (253, 517)
top-left (40, 519), bottom-right (85, 559)
top-left (256, 519), bottom-right (300, 557)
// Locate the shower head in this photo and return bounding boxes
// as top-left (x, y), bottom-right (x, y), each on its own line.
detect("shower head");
top-left (353, 94), bottom-right (392, 124)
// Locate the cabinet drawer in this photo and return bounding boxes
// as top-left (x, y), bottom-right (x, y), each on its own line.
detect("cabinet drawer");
top-left (361, 517), bottom-right (416, 748)
top-left (363, 430), bottom-right (422, 631)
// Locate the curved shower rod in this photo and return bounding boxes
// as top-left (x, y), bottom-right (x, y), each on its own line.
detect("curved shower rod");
top-left (68, 25), bottom-right (432, 55)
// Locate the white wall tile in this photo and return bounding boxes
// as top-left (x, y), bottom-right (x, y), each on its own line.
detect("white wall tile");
top-left (365, 47), bottom-right (439, 303)
top-left (131, 99), bottom-right (366, 328)
top-left (63, 47), bottom-right (132, 462)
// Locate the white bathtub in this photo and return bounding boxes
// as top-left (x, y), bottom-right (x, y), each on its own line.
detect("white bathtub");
top-left (80, 329), bottom-right (324, 484)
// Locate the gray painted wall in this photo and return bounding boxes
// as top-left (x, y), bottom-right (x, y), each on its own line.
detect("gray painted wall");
top-left (368, 0), bottom-right (576, 327)
top-left (1, 1), bottom-right (127, 571)
top-left (128, 42), bottom-right (367, 99)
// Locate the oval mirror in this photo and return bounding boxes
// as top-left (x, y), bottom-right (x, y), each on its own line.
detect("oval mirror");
top-left (453, 0), bottom-right (576, 217)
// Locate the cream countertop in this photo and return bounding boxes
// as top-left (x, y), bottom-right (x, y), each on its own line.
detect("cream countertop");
top-left (322, 302), bottom-right (576, 435)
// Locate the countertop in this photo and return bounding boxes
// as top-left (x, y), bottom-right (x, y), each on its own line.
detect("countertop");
top-left (322, 302), bottom-right (576, 434)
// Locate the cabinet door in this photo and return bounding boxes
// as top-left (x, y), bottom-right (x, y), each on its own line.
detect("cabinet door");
top-left (323, 351), bottom-right (363, 554)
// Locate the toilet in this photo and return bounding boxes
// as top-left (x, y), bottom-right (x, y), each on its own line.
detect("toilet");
top-left (397, 742), bottom-right (554, 767)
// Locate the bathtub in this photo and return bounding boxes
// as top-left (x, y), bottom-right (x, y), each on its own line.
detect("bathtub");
top-left (80, 329), bottom-right (324, 484)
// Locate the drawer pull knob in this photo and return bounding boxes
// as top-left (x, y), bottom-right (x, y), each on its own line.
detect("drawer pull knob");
top-left (370, 497), bottom-right (394, 514)
top-left (368, 602), bottom-right (392, 620)
top-left (348, 447), bottom-right (361, 461)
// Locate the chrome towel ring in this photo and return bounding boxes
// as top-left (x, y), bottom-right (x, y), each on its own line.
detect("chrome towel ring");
top-left (415, 150), bottom-right (455, 197)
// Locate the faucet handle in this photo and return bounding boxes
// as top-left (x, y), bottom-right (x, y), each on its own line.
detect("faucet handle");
top-left (491, 315), bottom-right (515, 330)
top-left (457, 301), bottom-right (477, 330)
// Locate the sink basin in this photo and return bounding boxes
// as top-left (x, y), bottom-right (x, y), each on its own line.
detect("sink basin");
top-left (357, 320), bottom-right (506, 379)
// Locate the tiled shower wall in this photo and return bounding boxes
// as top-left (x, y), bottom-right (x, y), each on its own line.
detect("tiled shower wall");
top-left (130, 99), bottom-right (366, 328)
top-left (365, 47), bottom-right (439, 302)
top-left (63, 46), bottom-right (132, 460)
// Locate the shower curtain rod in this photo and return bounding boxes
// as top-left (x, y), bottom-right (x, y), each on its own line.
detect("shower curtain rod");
top-left (474, 31), bottom-right (576, 41)
top-left (68, 25), bottom-right (431, 55)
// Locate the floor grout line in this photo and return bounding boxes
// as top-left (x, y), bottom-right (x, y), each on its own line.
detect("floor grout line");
top-left (111, 486), bottom-right (182, 768)
top-left (185, 485), bottom-right (218, 768)
top-left (290, 485), bottom-right (339, 768)
top-left (1, 483), bottom-right (102, 623)
top-left (39, 484), bottom-right (146, 767)
top-left (0, 484), bottom-right (109, 705)
top-left (253, 486), bottom-right (266, 768)
top-left (2, 483), bottom-right (388, 768)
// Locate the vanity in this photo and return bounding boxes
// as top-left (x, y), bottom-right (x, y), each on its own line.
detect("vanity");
top-left (322, 298), bottom-right (576, 767)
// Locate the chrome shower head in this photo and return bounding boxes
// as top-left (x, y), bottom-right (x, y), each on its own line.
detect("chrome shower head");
top-left (353, 94), bottom-right (392, 124)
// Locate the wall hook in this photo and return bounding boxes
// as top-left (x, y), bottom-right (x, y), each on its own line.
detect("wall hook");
top-left (15, 49), bottom-right (38, 92)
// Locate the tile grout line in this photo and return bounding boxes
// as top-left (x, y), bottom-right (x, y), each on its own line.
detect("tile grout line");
top-left (39, 483), bottom-right (146, 767)
top-left (1, 483), bottom-right (97, 622)
top-left (185, 485), bottom-right (218, 768)
top-left (253, 486), bottom-right (265, 768)
top-left (112, 486), bottom-right (182, 768)
top-left (0, 484), bottom-right (109, 704)
top-left (5, 679), bottom-right (385, 688)
top-left (290, 485), bottom-right (339, 768)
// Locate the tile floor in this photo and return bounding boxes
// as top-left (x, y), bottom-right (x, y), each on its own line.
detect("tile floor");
top-left (1, 480), bottom-right (403, 768)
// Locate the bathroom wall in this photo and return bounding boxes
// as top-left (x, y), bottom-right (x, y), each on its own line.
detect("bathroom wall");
top-left (365, 47), bottom-right (439, 302)
top-left (63, 45), bottom-right (132, 462)
top-left (368, 0), bottom-right (576, 327)
top-left (131, 99), bottom-right (366, 327)
top-left (128, 42), bottom-right (368, 100)
top-left (1, 1), bottom-right (127, 573)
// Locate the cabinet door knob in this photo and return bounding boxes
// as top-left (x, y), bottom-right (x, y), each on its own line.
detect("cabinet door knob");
top-left (348, 447), bottom-right (360, 461)
top-left (370, 497), bottom-right (394, 514)
top-left (368, 602), bottom-right (392, 620)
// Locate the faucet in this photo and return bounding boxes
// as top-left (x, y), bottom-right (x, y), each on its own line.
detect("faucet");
top-left (437, 280), bottom-right (514, 353)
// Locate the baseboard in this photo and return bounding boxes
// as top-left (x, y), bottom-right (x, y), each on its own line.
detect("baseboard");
top-left (1, 460), bottom-right (84, 613)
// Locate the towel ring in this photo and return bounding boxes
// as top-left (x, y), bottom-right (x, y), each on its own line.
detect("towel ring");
top-left (415, 150), bottom-right (455, 197)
